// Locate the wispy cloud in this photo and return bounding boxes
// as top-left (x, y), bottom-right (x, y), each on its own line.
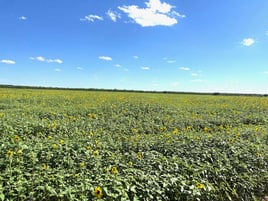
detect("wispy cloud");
top-left (191, 73), bottom-right (199, 77)
top-left (133, 56), bottom-right (139, 59)
top-left (191, 79), bottom-right (204, 83)
top-left (266, 31), bottom-right (268, 36)
top-left (167, 60), bottom-right (176, 63)
top-left (99, 56), bottom-right (112, 61)
top-left (80, 15), bottom-right (103, 22)
top-left (241, 38), bottom-right (255, 46)
top-left (118, 0), bottom-right (185, 27)
top-left (179, 67), bottom-right (190, 71)
top-left (19, 16), bottom-right (27, 20)
top-left (107, 9), bottom-right (121, 22)
top-left (115, 64), bottom-right (121, 68)
top-left (264, 71), bottom-right (268, 75)
top-left (76, 67), bottom-right (84, 70)
top-left (54, 68), bottom-right (61, 72)
top-left (1, 59), bottom-right (16, 64)
top-left (141, 66), bottom-right (150, 70)
top-left (47, 59), bottom-right (63, 64)
top-left (30, 56), bottom-right (63, 64)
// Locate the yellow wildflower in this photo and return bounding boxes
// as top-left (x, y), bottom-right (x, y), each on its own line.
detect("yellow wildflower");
top-left (13, 135), bottom-right (20, 142)
top-left (52, 122), bottom-right (57, 129)
top-left (42, 163), bottom-right (47, 170)
top-left (48, 136), bottom-right (52, 140)
top-left (137, 152), bottom-right (142, 160)
top-left (204, 127), bottom-right (210, 133)
top-left (173, 128), bottom-right (179, 135)
top-left (17, 149), bottom-right (23, 155)
top-left (6, 150), bottom-right (14, 158)
top-left (93, 186), bottom-right (103, 199)
top-left (111, 166), bottom-right (118, 175)
top-left (59, 139), bottom-right (64, 145)
top-left (93, 150), bottom-right (99, 157)
top-left (52, 144), bottom-right (57, 149)
top-left (80, 162), bottom-right (85, 168)
top-left (196, 183), bottom-right (205, 189)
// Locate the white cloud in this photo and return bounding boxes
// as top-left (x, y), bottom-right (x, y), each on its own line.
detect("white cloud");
top-left (191, 73), bottom-right (199, 77)
top-left (191, 79), bottom-right (204, 83)
top-left (141, 66), bottom-right (150, 70)
top-left (76, 67), bottom-right (84, 70)
top-left (171, 11), bottom-right (186, 18)
top-left (99, 56), bottom-right (112, 61)
top-left (29, 56), bottom-right (44, 61)
top-left (80, 15), bottom-right (103, 22)
top-left (19, 16), bottom-right (27, 20)
top-left (266, 31), bottom-right (268, 36)
top-left (47, 59), bottom-right (63, 64)
top-left (179, 67), bottom-right (190, 71)
top-left (54, 68), bottom-right (61, 72)
top-left (30, 56), bottom-right (63, 64)
top-left (115, 64), bottom-right (121, 68)
top-left (241, 38), bottom-right (255, 46)
top-left (264, 71), bottom-right (268, 75)
top-left (167, 60), bottom-right (176, 63)
top-left (107, 9), bottom-right (121, 22)
top-left (0, 59), bottom-right (16, 64)
top-left (118, 0), bottom-right (185, 27)
top-left (133, 56), bottom-right (139, 59)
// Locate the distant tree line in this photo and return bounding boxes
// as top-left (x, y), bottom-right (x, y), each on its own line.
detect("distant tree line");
top-left (0, 84), bottom-right (267, 97)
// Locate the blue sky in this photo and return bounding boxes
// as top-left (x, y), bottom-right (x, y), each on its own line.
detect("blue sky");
top-left (1, 0), bottom-right (268, 93)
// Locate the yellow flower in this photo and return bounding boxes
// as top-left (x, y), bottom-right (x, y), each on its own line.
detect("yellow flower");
top-left (42, 163), bottom-right (47, 170)
top-left (173, 128), bottom-right (179, 135)
top-left (196, 183), bottom-right (205, 189)
top-left (6, 150), bottom-right (14, 158)
top-left (93, 150), bottom-right (99, 157)
top-left (88, 113), bottom-right (97, 119)
top-left (86, 145), bottom-right (92, 150)
top-left (111, 166), bottom-right (118, 175)
top-left (137, 152), bottom-right (142, 160)
top-left (128, 161), bottom-right (133, 166)
top-left (59, 139), bottom-right (64, 145)
top-left (48, 136), bottom-right (52, 140)
top-left (93, 186), bottom-right (103, 199)
top-left (219, 125), bottom-right (224, 130)
top-left (204, 127), bottom-right (210, 133)
top-left (80, 162), bottom-right (85, 168)
top-left (13, 135), bottom-right (20, 142)
top-left (52, 122), bottom-right (57, 129)
top-left (17, 149), bottom-right (23, 155)
top-left (52, 144), bottom-right (57, 149)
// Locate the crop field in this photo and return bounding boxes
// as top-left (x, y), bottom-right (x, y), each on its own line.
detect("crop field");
top-left (0, 88), bottom-right (267, 201)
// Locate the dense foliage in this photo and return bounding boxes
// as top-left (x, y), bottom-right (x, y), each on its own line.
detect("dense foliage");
top-left (0, 88), bottom-right (267, 201)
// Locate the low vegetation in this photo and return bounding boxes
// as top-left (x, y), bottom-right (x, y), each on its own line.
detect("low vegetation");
top-left (0, 88), bottom-right (267, 200)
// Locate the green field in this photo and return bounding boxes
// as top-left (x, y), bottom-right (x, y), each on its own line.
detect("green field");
top-left (0, 88), bottom-right (267, 201)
